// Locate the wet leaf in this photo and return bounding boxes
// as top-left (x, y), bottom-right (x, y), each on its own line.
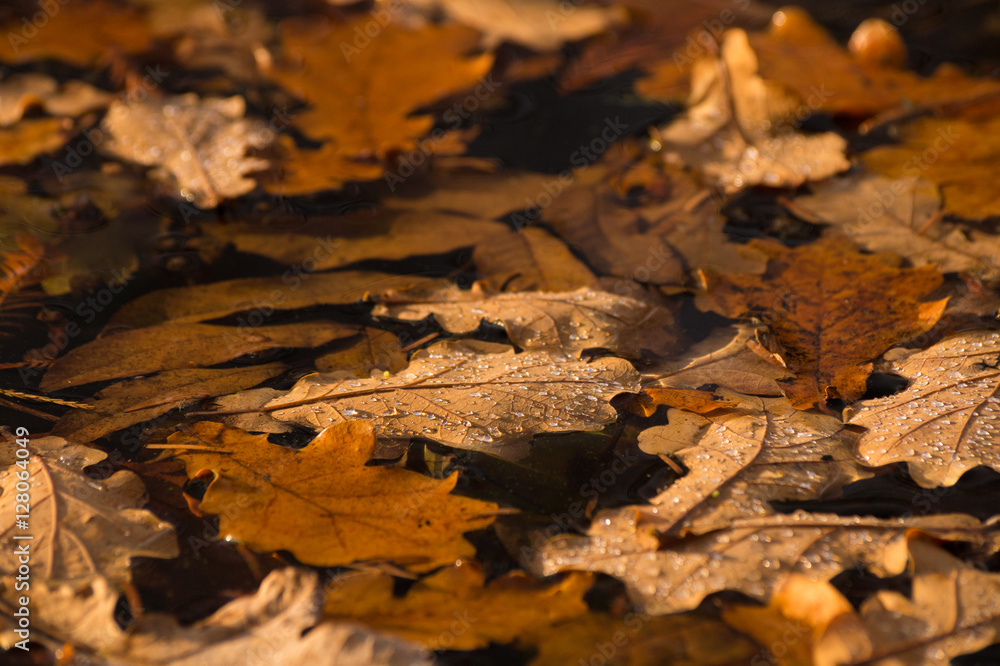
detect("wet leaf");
top-left (656, 29), bottom-right (849, 193)
top-left (533, 510), bottom-right (995, 614)
top-left (0, 568), bottom-right (431, 665)
top-left (699, 236), bottom-right (948, 407)
top-left (0, 437), bottom-right (178, 588)
top-left (373, 285), bottom-right (680, 359)
top-left (40, 321), bottom-right (356, 390)
top-left (171, 420), bottom-right (497, 571)
top-left (0, 73), bottom-right (111, 126)
top-left (52, 364), bottom-right (286, 443)
top-left (850, 330), bottom-right (1000, 487)
top-left (862, 115), bottom-right (1000, 220)
top-left (637, 392), bottom-right (874, 535)
top-left (101, 93), bottom-right (272, 208)
top-left (405, 0), bottom-right (627, 51)
top-left (323, 564), bottom-right (591, 650)
top-left (207, 340), bottom-right (640, 453)
top-left (262, 17), bottom-right (491, 193)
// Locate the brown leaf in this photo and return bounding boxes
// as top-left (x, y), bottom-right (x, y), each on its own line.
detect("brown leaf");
top-left (637, 392), bottom-right (874, 536)
top-left (656, 29), bottom-right (849, 193)
top-left (101, 94), bottom-right (272, 208)
top-left (323, 564), bottom-right (591, 650)
top-left (262, 17), bottom-right (491, 193)
top-left (40, 321), bottom-right (356, 390)
top-left (472, 226), bottom-right (597, 293)
top-left (849, 330), bottom-right (1000, 487)
top-left (533, 510), bottom-right (994, 614)
top-left (0, 437), bottom-right (178, 588)
top-left (171, 420), bottom-right (497, 571)
top-left (625, 387), bottom-right (737, 417)
top-left (109, 270), bottom-right (436, 328)
top-left (699, 236), bottom-right (948, 407)
top-left (0, 73), bottom-right (111, 126)
top-left (52, 364), bottom-right (286, 443)
top-left (314, 328), bottom-right (407, 376)
top-left (0, 117), bottom-right (72, 166)
top-left (206, 340), bottom-right (640, 453)
top-left (373, 285), bottom-right (680, 359)
top-left (862, 115), bottom-right (1000, 220)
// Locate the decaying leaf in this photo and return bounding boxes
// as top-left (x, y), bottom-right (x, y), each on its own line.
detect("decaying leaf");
top-left (637, 392), bottom-right (874, 535)
top-left (533, 510), bottom-right (996, 615)
top-left (656, 29), bottom-right (849, 193)
top-left (52, 364), bottom-right (286, 443)
top-left (0, 437), bottom-right (178, 588)
top-left (404, 0), bottom-right (627, 51)
top-left (0, 568), bottom-right (431, 665)
top-left (40, 321), bottom-right (356, 390)
top-left (263, 18), bottom-right (491, 193)
top-left (646, 325), bottom-right (792, 397)
top-left (863, 114), bottom-right (1000, 220)
top-left (207, 340), bottom-right (640, 453)
top-left (109, 270), bottom-right (437, 328)
top-left (0, 73), bottom-right (111, 126)
top-left (373, 285), bottom-right (680, 359)
top-left (171, 420), bottom-right (497, 571)
top-left (101, 94), bottom-right (272, 208)
top-left (699, 236), bottom-right (948, 407)
top-left (324, 564), bottom-right (591, 650)
top-left (850, 330), bottom-right (1000, 487)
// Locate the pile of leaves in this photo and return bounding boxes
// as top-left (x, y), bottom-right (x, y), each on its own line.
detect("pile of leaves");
top-left (2, 1), bottom-right (1000, 664)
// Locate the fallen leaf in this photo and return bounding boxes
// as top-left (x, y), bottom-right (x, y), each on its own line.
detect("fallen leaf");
top-left (40, 321), bottom-right (356, 390)
top-left (373, 285), bottom-right (680, 359)
top-left (0, 437), bottom-right (178, 588)
top-left (472, 226), bottom-right (597, 292)
top-left (645, 325), bottom-right (791, 397)
top-left (262, 17), bottom-right (491, 193)
top-left (699, 236), bottom-right (948, 407)
top-left (101, 93), bottom-right (272, 208)
top-left (0, 117), bottom-right (72, 165)
top-left (1, 568), bottom-right (431, 665)
top-left (0, 73), bottom-right (111, 126)
top-left (862, 115), bottom-right (1000, 220)
top-left (323, 563), bottom-right (591, 650)
top-left (52, 364), bottom-right (286, 443)
top-left (108, 270), bottom-right (436, 328)
top-left (625, 387), bottom-right (737, 417)
top-left (314, 328), bottom-right (407, 376)
top-left (790, 174), bottom-right (1000, 278)
top-left (533, 510), bottom-right (994, 614)
top-left (404, 0), bottom-right (627, 51)
top-left (656, 29), bottom-right (849, 193)
top-left (637, 392), bottom-right (874, 535)
top-left (171, 420), bottom-right (497, 571)
top-left (849, 330), bottom-right (1000, 487)
top-left (206, 340), bottom-right (640, 453)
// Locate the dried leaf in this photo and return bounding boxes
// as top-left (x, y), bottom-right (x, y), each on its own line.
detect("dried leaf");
top-left (101, 94), bottom-right (271, 208)
top-left (850, 330), bottom-right (1000, 487)
top-left (638, 392), bottom-right (874, 535)
top-left (0, 117), bottom-right (71, 165)
top-left (0, 437), bottom-right (178, 588)
top-left (323, 564), bottom-right (591, 650)
top-left (626, 387), bottom-right (737, 417)
top-left (657, 29), bottom-right (849, 193)
top-left (534, 510), bottom-right (994, 614)
top-left (109, 270), bottom-right (436, 328)
top-left (0, 73), bottom-right (111, 126)
top-left (52, 364), bottom-right (286, 443)
top-left (472, 226), bottom-right (597, 293)
top-left (171, 420), bottom-right (497, 571)
top-left (40, 321), bottom-right (356, 390)
top-left (699, 236), bottom-right (948, 407)
top-left (263, 18), bottom-right (491, 193)
top-left (404, 0), bottom-right (627, 51)
top-left (314, 328), bottom-right (407, 376)
top-left (373, 285), bottom-right (680, 359)
top-left (208, 340), bottom-right (640, 452)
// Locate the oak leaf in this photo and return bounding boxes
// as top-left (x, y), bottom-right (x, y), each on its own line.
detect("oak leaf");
top-left (171, 420), bottom-right (497, 571)
top-left (849, 330), bottom-right (1000, 487)
top-left (323, 564), bottom-right (591, 650)
top-left (656, 29), bottom-right (849, 193)
top-left (0, 437), bottom-right (178, 588)
top-left (373, 285), bottom-right (679, 359)
top-left (101, 94), bottom-right (272, 208)
top-left (637, 392), bottom-right (875, 535)
top-left (206, 340), bottom-right (640, 453)
top-left (699, 236), bottom-right (948, 407)
top-left (0, 73), bottom-right (111, 126)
